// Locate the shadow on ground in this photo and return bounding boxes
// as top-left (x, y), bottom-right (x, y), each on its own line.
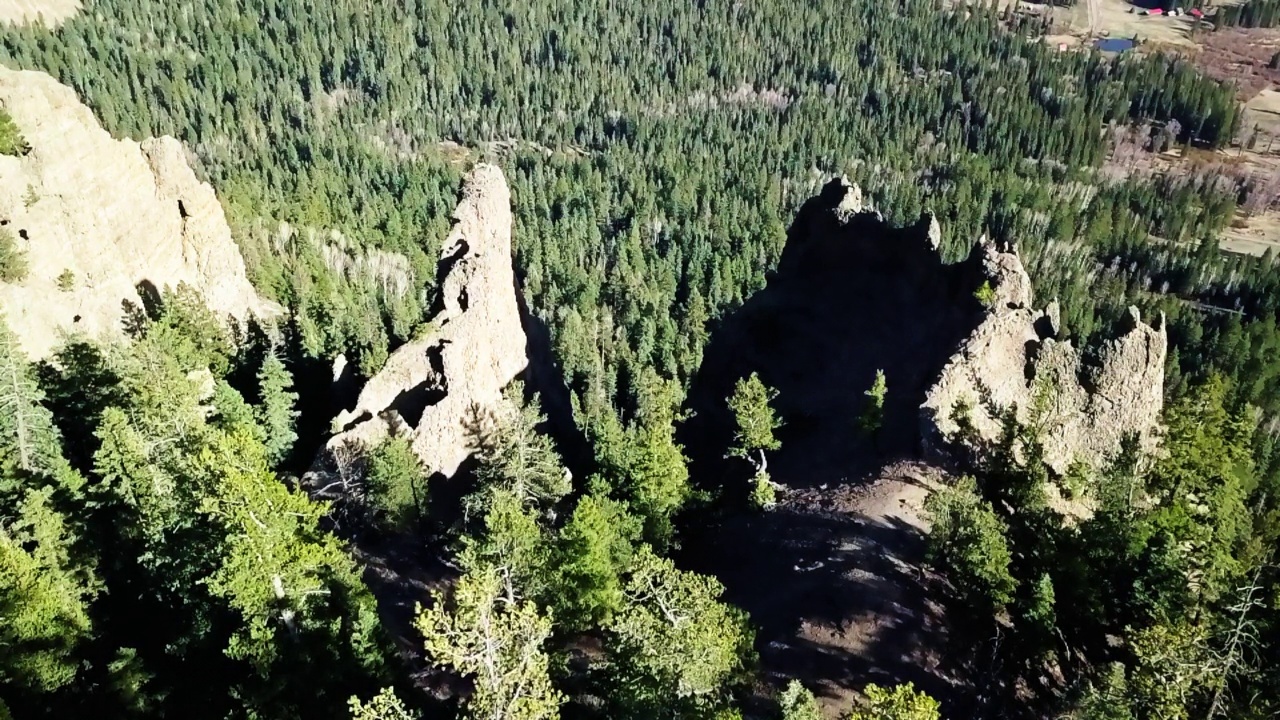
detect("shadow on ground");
top-left (680, 179), bottom-right (991, 715)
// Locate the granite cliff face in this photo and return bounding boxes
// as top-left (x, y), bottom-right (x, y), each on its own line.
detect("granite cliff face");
top-left (315, 164), bottom-right (528, 480)
top-left (0, 66), bottom-right (273, 358)
top-left (921, 240), bottom-right (1167, 473)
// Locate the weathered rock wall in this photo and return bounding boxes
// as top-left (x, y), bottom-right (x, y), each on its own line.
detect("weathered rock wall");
top-left (315, 164), bottom-right (528, 480)
top-left (0, 66), bottom-right (274, 358)
top-left (0, 0), bottom-right (80, 27)
top-left (921, 240), bottom-right (1167, 473)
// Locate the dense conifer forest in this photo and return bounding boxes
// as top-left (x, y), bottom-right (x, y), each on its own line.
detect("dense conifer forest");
top-left (2, 1), bottom-right (1280, 719)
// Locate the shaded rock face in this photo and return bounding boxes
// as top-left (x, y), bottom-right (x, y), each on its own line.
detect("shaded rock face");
top-left (682, 177), bottom-right (986, 490)
top-left (0, 67), bottom-right (274, 358)
top-left (682, 175), bottom-right (1167, 488)
top-left (921, 248), bottom-right (1167, 474)
top-left (315, 164), bottom-right (527, 480)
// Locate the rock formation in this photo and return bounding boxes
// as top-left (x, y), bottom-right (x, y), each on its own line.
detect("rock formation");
top-left (921, 239), bottom-right (1167, 474)
top-left (0, 66), bottom-right (274, 358)
top-left (685, 174), bottom-right (1166, 482)
top-left (315, 164), bottom-right (528, 480)
top-left (682, 176), bottom-right (981, 489)
top-left (0, 0), bottom-right (80, 27)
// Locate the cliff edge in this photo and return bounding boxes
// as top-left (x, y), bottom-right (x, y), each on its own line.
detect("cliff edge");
top-left (0, 1), bottom-right (80, 27)
top-left (0, 66), bottom-right (273, 358)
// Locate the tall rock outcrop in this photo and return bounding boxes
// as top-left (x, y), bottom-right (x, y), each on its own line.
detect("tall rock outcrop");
top-left (921, 239), bottom-right (1167, 473)
top-left (315, 164), bottom-right (527, 480)
top-left (0, 66), bottom-right (273, 358)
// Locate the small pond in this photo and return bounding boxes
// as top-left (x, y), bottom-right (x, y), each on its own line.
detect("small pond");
top-left (1096, 38), bottom-right (1137, 53)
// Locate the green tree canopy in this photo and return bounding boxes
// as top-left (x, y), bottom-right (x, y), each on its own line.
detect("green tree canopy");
top-left (551, 493), bottom-right (642, 631)
top-left (607, 546), bottom-right (753, 710)
top-left (416, 565), bottom-right (563, 720)
top-left (727, 372), bottom-right (782, 467)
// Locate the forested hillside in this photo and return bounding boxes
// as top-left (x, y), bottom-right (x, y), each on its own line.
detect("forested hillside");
top-left (2, 0), bottom-right (1280, 719)
top-left (0, 0), bottom-right (1257, 407)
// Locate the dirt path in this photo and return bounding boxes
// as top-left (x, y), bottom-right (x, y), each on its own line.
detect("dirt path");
top-left (688, 461), bottom-right (960, 717)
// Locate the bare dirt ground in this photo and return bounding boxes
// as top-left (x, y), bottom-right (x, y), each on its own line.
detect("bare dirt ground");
top-left (1196, 27), bottom-right (1280, 99)
top-left (1244, 88), bottom-right (1280, 139)
top-left (773, 464), bottom-right (954, 714)
top-left (0, 0), bottom-right (80, 26)
top-left (1066, 0), bottom-right (1200, 47)
top-left (1221, 209), bottom-right (1280, 255)
top-left (686, 461), bottom-right (959, 718)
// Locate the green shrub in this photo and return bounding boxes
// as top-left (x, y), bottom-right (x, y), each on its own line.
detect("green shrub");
top-left (973, 280), bottom-right (997, 308)
top-left (0, 109), bottom-right (28, 156)
top-left (366, 435), bottom-right (426, 530)
top-left (750, 472), bottom-right (776, 509)
top-left (56, 269), bottom-right (74, 291)
top-left (0, 228), bottom-right (28, 283)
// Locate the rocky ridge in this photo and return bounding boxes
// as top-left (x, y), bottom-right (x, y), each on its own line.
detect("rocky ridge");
top-left (0, 0), bottom-right (80, 27)
top-left (0, 66), bottom-right (273, 358)
top-left (920, 238), bottom-right (1167, 474)
top-left (314, 163), bottom-right (528, 481)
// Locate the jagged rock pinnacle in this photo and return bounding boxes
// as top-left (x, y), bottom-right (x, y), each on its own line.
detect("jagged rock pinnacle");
top-left (922, 236), bottom-right (1166, 474)
top-left (315, 163), bottom-right (528, 481)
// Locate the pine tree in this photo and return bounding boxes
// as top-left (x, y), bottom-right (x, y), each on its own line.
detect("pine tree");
top-left (256, 351), bottom-right (299, 467)
top-left (847, 683), bottom-right (941, 720)
top-left (201, 425), bottom-right (385, 689)
top-left (462, 489), bottom-right (549, 603)
top-left (468, 384), bottom-right (569, 517)
top-left (0, 488), bottom-right (94, 695)
top-left (779, 680), bottom-right (823, 720)
top-left (607, 546), bottom-right (753, 707)
top-left (415, 565), bottom-right (562, 720)
top-left (859, 369), bottom-right (888, 437)
top-left (348, 688), bottom-right (417, 720)
top-left (551, 494), bottom-right (641, 630)
top-left (0, 109), bottom-right (28, 156)
top-left (727, 372), bottom-right (782, 474)
top-left (0, 318), bottom-right (66, 482)
top-left (923, 476), bottom-right (1016, 612)
top-left (596, 375), bottom-right (692, 546)
top-left (365, 435), bottom-right (426, 531)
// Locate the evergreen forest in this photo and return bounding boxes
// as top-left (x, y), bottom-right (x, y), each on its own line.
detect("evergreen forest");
top-left (1, 0), bottom-right (1280, 719)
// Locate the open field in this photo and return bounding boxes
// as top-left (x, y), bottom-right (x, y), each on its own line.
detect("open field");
top-left (1221, 210), bottom-right (1280, 256)
top-left (1064, 0), bottom-right (1201, 47)
top-left (1243, 89), bottom-right (1280, 143)
top-left (1197, 27), bottom-right (1280, 100)
top-left (1037, 3), bottom-right (1280, 258)
top-left (0, 0), bottom-right (80, 26)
